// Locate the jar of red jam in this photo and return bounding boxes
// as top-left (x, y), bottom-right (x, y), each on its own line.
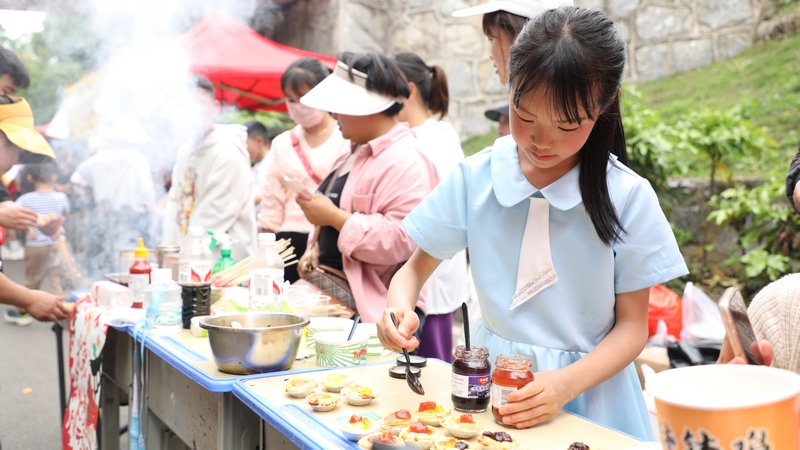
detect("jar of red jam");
top-left (491, 354), bottom-right (534, 426)
top-left (451, 345), bottom-right (491, 412)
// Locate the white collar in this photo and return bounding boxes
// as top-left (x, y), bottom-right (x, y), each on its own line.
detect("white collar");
top-left (490, 136), bottom-right (585, 210)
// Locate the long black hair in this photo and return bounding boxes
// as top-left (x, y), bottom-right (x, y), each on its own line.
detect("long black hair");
top-left (338, 52), bottom-right (410, 117)
top-left (393, 53), bottom-right (449, 119)
top-left (281, 57), bottom-right (331, 96)
top-left (508, 6), bottom-right (627, 246)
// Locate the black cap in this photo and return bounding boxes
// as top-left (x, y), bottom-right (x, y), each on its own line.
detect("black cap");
top-left (484, 104), bottom-right (509, 122)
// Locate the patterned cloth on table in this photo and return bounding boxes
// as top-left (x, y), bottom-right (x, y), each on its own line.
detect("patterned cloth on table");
top-left (62, 294), bottom-right (110, 450)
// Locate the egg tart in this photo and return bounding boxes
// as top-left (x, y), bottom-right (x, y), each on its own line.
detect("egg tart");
top-left (341, 384), bottom-right (379, 406)
top-left (432, 437), bottom-right (471, 450)
top-left (440, 413), bottom-right (483, 439)
top-left (358, 430), bottom-right (405, 449)
top-left (378, 409), bottom-right (414, 435)
top-left (399, 421), bottom-right (443, 450)
top-left (339, 414), bottom-right (378, 441)
top-left (321, 373), bottom-right (355, 393)
top-left (413, 401), bottom-right (451, 426)
top-left (477, 430), bottom-right (518, 450)
top-left (304, 392), bottom-right (341, 412)
top-left (284, 377), bottom-right (317, 398)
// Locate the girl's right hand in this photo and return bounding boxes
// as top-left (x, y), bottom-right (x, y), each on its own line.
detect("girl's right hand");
top-left (297, 247), bottom-right (318, 278)
top-left (377, 307), bottom-right (420, 353)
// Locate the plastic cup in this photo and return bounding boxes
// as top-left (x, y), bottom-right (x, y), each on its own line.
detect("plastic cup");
top-left (314, 331), bottom-right (368, 367)
top-left (306, 317), bottom-right (352, 348)
top-left (648, 364), bottom-right (800, 448)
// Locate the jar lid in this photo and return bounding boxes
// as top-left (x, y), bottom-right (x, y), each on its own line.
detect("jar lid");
top-left (389, 365), bottom-right (422, 379)
top-left (396, 355), bottom-right (427, 368)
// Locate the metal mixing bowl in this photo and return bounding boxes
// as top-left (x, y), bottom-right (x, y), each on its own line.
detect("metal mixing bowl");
top-left (199, 312), bottom-right (310, 375)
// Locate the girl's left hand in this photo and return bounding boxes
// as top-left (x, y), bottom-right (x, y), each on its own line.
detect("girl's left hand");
top-left (296, 194), bottom-right (339, 227)
top-left (498, 370), bottom-right (575, 429)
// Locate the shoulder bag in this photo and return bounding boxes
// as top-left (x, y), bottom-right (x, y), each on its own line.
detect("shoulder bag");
top-left (301, 161), bottom-right (357, 313)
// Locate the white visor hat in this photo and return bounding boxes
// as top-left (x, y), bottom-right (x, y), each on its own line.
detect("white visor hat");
top-left (452, 0), bottom-right (574, 19)
top-left (299, 61), bottom-right (401, 116)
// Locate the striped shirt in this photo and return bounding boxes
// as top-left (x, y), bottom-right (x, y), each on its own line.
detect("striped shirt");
top-left (15, 191), bottom-right (70, 247)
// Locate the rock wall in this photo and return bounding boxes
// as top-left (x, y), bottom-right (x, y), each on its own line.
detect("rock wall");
top-left (576, 0), bottom-right (780, 82)
top-left (258, 0), bottom-right (780, 138)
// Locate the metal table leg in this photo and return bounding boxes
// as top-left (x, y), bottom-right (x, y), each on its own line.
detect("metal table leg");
top-left (51, 322), bottom-right (67, 423)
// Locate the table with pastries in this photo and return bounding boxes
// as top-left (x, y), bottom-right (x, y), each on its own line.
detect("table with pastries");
top-left (98, 323), bottom-right (643, 450)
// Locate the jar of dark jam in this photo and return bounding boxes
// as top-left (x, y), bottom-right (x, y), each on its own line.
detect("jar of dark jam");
top-left (491, 354), bottom-right (534, 426)
top-left (451, 345), bottom-right (491, 412)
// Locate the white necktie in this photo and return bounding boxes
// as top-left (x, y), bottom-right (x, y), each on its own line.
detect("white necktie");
top-left (511, 197), bottom-right (558, 310)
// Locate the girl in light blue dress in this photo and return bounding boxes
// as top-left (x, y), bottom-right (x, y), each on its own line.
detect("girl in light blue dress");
top-left (376, 6), bottom-right (688, 441)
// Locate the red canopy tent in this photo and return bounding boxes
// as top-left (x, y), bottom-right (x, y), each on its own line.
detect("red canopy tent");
top-left (179, 10), bottom-right (338, 111)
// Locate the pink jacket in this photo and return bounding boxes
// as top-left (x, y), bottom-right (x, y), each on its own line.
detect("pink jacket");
top-left (333, 122), bottom-right (439, 323)
top-left (258, 126), bottom-right (349, 233)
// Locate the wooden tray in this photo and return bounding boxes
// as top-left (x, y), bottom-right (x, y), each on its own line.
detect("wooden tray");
top-left (242, 359), bottom-right (641, 449)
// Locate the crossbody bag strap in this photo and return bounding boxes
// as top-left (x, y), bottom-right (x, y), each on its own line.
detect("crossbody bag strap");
top-left (306, 149), bottom-right (355, 255)
top-left (291, 129), bottom-right (323, 185)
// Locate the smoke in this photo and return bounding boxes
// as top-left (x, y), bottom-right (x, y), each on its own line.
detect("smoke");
top-left (49, 0), bottom-right (260, 287)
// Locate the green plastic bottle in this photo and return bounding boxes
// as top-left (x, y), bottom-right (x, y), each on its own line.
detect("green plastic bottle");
top-left (213, 248), bottom-right (236, 275)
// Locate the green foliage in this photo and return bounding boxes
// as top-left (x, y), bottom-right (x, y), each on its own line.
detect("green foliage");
top-left (708, 176), bottom-right (800, 293)
top-left (462, 128), bottom-right (497, 157)
top-left (673, 103), bottom-right (773, 196)
top-left (2, 15), bottom-right (99, 125)
top-left (621, 85), bottom-right (683, 199)
top-left (219, 109), bottom-right (293, 139)
top-left (637, 31), bottom-right (800, 158)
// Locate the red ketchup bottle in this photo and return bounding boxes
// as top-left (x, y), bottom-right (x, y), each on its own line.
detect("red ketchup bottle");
top-left (129, 238), bottom-right (151, 309)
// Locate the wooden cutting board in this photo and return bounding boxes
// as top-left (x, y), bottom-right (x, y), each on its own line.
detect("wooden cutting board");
top-left (243, 359), bottom-right (641, 449)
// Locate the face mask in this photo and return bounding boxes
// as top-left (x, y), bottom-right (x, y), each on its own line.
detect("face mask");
top-left (286, 101), bottom-right (325, 129)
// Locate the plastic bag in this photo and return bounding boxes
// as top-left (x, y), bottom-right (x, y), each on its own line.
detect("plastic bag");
top-left (680, 282), bottom-right (726, 342)
top-left (648, 284), bottom-right (682, 340)
top-left (648, 319), bottom-right (677, 346)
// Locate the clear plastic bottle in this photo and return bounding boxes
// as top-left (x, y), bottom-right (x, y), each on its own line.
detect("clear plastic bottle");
top-left (248, 233), bottom-right (285, 311)
top-left (178, 226), bottom-right (213, 285)
top-left (178, 225), bottom-right (213, 328)
top-left (91, 281), bottom-right (135, 308)
top-left (143, 268), bottom-right (183, 335)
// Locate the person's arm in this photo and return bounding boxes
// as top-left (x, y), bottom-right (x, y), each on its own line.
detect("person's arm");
top-left (376, 248), bottom-right (442, 352)
top-left (498, 288), bottom-right (649, 428)
top-left (0, 201), bottom-right (37, 230)
top-left (786, 142), bottom-right (800, 212)
top-left (0, 274), bottom-right (68, 321)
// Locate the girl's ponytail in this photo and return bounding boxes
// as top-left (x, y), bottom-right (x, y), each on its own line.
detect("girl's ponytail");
top-left (427, 64), bottom-right (449, 119)
top-left (394, 53), bottom-right (450, 119)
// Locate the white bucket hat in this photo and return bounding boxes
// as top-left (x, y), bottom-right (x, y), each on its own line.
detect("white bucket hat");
top-left (300, 61), bottom-right (402, 116)
top-left (452, 0), bottom-right (574, 19)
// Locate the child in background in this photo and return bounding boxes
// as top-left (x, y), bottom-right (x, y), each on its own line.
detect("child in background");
top-left (378, 7), bottom-right (687, 440)
top-left (392, 52), bottom-right (469, 362)
top-left (5, 163), bottom-right (70, 326)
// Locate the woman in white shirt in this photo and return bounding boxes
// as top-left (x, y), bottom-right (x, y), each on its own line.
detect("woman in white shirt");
top-left (258, 58), bottom-right (350, 282)
top-left (393, 52), bottom-right (469, 362)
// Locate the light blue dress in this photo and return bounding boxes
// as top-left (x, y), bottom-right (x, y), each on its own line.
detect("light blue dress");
top-left (403, 136), bottom-right (688, 441)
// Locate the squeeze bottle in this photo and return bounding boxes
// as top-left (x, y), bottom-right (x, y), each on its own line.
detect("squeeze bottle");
top-left (129, 238), bottom-right (151, 308)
